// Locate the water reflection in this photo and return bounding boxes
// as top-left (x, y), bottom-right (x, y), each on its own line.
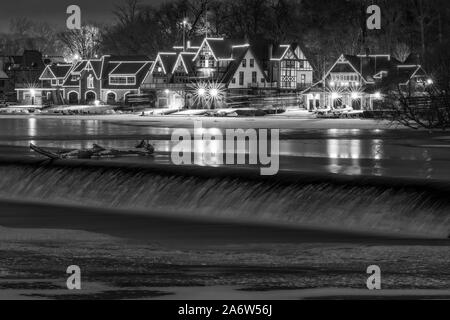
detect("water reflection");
top-left (326, 139), bottom-right (386, 175)
top-left (3, 118), bottom-right (450, 180)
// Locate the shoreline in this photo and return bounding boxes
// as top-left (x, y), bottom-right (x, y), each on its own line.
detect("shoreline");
top-left (0, 114), bottom-right (405, 130)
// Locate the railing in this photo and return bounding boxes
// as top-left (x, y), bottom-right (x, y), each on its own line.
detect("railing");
top-left (246, 82), bottom-right (312, 90)
top-left (247, 82), bottom-right (278, 89)
top-left (141, 83), bottom-right (188, 90)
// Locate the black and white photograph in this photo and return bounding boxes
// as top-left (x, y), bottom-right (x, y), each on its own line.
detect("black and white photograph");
top-left (0, 0), bottom-right (450, 306)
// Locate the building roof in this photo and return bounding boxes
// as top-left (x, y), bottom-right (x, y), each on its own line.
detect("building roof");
top-left (102, 62), bottom-right (152, 90)
top-left (220, 46), bottom-right (250, 84)
top-left (334, 54), bottom-right (399, 83)
top-left (39, 64), bottom-right (72, 80)
top-left (0, 70), bottom-right (8, 79)
top-left (172, 52), bottom-right (196, 74)
top-left (110, 62), bottom-right (148, 75)
top-left (151, 53), bottom-right (177, 74)
top-left (220, 46), bottom-right (269, 85)
top-left (315, 53), bottom-right (429, 93)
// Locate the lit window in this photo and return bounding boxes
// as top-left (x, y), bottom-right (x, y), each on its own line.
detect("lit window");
top-left (109, 76), bottom-right (136, 85)
top-left (87, 75), bottom-right (94, 89)
top-left (239, 72), bottom-right (244, 85)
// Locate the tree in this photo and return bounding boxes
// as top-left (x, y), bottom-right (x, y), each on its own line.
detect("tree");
top-left (393, 43), bottom-right (411, 63)
top-left (387, 89), bottom-right (450, 131)
top-left (58, 25), bottom-right (102, 60)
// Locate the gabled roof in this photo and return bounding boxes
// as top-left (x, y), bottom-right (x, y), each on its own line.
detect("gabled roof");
top-left (192, 38), bottom-right (234, 62)
top-left (327, 54), bottom-right (398, 83)
top-left (39, 64), bottom-right (72, 80)
top-left (102, 62), bottom-right (152, 90)
top-left (272, 44), bottom-right (292, 60)
top-left (207, 39), bottom-right (234, 60)
top-left (0, 70), bottom-right (8, 79)
top-left (90, 60), bottom-right (102, 79)
top-left (319, 53), bottom-right (429, 92)
top-left (172, 52), bottom-right (196, 74)
top-left (110, 62), bottom-right (148, 75)
top-left (382, 65), bottom-right (427, 88)
top-left (220, 46), bottom-right (269, 85)
top-left (151, 53), bottom-right (177, 74)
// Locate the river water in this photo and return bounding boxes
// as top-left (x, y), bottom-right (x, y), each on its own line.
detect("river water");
top-left (0, 117), bottom-right (449, 298)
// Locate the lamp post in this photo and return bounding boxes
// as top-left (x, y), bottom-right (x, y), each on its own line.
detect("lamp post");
top-left (197, 88), bottom-right (206, 109)
top-left (182, 19), bottom-right (188, 50)
top-left (210, 88), bottom-right (218, 110)
top-left (30, 89), bottom-right (36, 106)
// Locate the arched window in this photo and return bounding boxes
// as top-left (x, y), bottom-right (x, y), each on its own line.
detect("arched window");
top-left (87, 75), bottom-right (94, 89)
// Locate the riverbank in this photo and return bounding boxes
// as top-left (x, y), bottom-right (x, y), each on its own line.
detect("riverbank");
top-left (0, 114), bottom-right (402, 130)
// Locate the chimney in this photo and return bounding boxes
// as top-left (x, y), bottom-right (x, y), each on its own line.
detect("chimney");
top-left (268, 44), bottom-right (273, 60)
top-left (187, 41), bottom-right (191, 50)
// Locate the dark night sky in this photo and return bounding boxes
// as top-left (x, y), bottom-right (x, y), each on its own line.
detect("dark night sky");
top-left (0, 0), bottom-right (167, 33)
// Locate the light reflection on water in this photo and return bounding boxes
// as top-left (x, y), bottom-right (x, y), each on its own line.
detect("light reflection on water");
top-left (2, 118), bottom-right (450, 179)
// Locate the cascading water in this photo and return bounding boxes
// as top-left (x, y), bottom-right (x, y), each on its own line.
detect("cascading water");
top-left (0, 163), bottom-right (449, 238)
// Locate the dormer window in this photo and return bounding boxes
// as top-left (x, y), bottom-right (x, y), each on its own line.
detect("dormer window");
top-left (109, 76), bottom-right (136, 85)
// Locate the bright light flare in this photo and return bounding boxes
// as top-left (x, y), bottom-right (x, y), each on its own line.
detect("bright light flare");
top-left (331, 92), bottom-right (340, 100)
top-left (210, 88), bottom-right (219, 97)
top-left (189, 81), bottom-right (226, 108)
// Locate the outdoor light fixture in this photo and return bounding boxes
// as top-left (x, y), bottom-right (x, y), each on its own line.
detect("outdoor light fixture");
top-left (331, 92), bottom-right (340, 100)
top-left (427, 79), bottom-right (434, 85)
top-left (189, 81), bottom-right (225, 109)
top-left (329, 81), bottom-right (335, 87)
top-left (30, 89), bottom-right (36, 96)
top-left (351, 92), bottom-right (359, 100)
top-left (373, 92), bottom-right (382, 99)
top-left (165, 89), bottom-right (170, 95)
top-left (94, 100), bottom-right (100, 106)
top-left (210, 88), bottom-right (219, 97)
top-left (198, 88), bottom-right (206, 96)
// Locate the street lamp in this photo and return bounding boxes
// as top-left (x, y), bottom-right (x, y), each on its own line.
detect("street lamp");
top-left (29, 89), bottom-right (36, 106)
top-left (331, 92), bottom-right (340, 100)
top-left (351, 92), bottom-right (359, 100)
top-left (209, 88), bottom-right (218, 97)
top-left (182, 19), bottom-right (188, 50)
top-left (373, 92), bottom-right (381, 100)
top-left (197, 88), bottom-right (206, 96)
